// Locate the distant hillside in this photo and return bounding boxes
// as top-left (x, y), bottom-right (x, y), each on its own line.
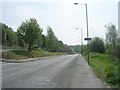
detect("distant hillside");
top-left (69, 45), bottom-right (81, 53)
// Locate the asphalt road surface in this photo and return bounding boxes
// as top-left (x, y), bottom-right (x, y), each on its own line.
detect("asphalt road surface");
top-left (2, 54), bottom-right (109, 88)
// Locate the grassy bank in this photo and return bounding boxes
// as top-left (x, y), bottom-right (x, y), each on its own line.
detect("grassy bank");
top-left (84, 52), bottom-right (119, 88)
top-left (2, 45), bottom-right (22, 50)
top-left (2, 49), bottom-right (64, 60)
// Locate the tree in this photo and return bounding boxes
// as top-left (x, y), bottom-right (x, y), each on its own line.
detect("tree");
top-left (16, 31), bottom-right (25, 48)
top-left (116, 37), bottom-right (120, 59)
top-left (57, 40), bottom-right (64, 52)
top-left (17, 18), bottom-right (42, 52)
top-left (1, 23), bottom-right (18, 46)
top-left (41, 35), bottom-right (46, 49)
top-left (69, 45), bottom-right (81, 53)
top-left (105, 23), bottom-right (117, 53)
top-left (45, 27), bottom-right (58, 52)
top-left (89, 37), bottom-right (105, 53)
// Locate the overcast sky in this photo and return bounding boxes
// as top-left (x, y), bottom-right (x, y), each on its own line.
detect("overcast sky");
top-left (1, 0), bottom-right (119, 45)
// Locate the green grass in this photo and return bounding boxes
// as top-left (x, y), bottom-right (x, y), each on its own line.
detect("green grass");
top-left (88, 52), bottom-right (119, 88)
top-left (2, 49), bottom-right (64, 60)
top-left (30, 49), bottom-right (63, 58)
top-left (2, 50), bottom-right (28, 60)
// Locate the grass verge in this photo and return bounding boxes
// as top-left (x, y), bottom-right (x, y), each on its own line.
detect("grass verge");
top-left (2, 49), bottom-right (64, 60)
top-left (85, 52), bottom-right (119, 88)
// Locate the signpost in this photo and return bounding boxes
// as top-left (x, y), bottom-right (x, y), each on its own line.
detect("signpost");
top-left (84, 38), bottom-right (91, 41)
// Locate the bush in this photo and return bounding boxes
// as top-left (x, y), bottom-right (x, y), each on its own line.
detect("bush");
top-left (89, 37), bottom-right (105, 53)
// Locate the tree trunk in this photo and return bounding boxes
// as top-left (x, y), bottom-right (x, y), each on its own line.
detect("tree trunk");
top-left (28, 43), bottom-right (32, 58)
top-left (28, 44), bottom-right (31, 52)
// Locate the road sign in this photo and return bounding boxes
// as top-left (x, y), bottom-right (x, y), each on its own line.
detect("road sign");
top-left (84, 38), bottom-right (91, 41)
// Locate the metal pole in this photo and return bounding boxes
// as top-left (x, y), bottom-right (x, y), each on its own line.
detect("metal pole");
top-left (74, 3), bottom-right (90, 64)
top-left (85, 4), bottom-right (89, 64)
top-left (81, 28), bottom-right (83, 54)
top-left (76, 28), bottom-right (81, 54)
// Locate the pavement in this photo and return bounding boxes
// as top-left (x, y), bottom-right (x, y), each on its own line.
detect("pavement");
top-left (2, 54), bottom-right (110, 88)
top-left (66, 54), bottom-right (110, 88)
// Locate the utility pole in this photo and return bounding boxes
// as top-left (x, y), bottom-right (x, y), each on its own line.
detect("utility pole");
top-left (81, 28), bottom-right (83, 54)
top-left (85, 4), bottom-right (90, 65)
top-left (74, 3), bottom-right (91, 64)
top-left (76, 28), bottom-right (83, 54)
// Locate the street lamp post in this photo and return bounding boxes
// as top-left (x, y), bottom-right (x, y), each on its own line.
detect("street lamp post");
top-left (76, 28), bottom-right (83, 54)
top-left (74, 3), bottom-right (90, 64)
top-left (81, 28), bottom-right (83, 54)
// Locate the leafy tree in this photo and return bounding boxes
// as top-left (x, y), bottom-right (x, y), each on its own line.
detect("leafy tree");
top-left (105, 24), bottom-right (117, 53)
top-left (45, 27), bottom-right (58, 52)
top-left (0, 21), bottom-right (75, 54)
top-left (17, 18), bottom-right (42, 52)
top-left (69, 45), bottom-right (81, 53)
top-left (16, 31), bottom-right (25, 48)
top-left (1, 23), bottom-right (18, 46)
top-left (57, 40), bottom-right (64, 52)
top-left (89, 37), bottom-right (105, 53)
top-left (34, 28), bottom-right (43, 49)
top-left (63, 44), bottom-right (73, 53)
top-left (116, 37), bottom-right (120, 59)
top-left (41, 35), bottom-right (46, 49)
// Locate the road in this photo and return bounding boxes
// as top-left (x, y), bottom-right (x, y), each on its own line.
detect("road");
top-left (2, 54), bottom-right (109, 88)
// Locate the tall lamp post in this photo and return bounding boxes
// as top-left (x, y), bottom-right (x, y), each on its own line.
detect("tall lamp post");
top-left (76, 28), bottom-right (83, 54)
top-left (74, 3), bottom-right (91, 64)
